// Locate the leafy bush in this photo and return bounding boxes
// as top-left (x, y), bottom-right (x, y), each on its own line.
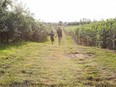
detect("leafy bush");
top-left (66, 19), bottom-right (116, 50)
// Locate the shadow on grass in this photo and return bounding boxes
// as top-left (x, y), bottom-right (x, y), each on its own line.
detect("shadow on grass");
top-left (0, 42), bottom-right (28, 51)
top-left (6, 80), bottom-right (65, 87)
top-left (3, 80), bottom-right (115, 87)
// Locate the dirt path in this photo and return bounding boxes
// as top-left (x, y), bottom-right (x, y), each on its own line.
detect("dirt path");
top-left (0, 34), bottom-right (115, 87)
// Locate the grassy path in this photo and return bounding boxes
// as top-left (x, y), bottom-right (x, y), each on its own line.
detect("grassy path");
top-left (0, 34), bottom-right (116, 87)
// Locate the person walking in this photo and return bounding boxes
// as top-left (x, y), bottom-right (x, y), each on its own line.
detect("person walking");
top-left (57, 27), bottom-right (62, 45)
top-left (50, 30), bottom-right (55, 44)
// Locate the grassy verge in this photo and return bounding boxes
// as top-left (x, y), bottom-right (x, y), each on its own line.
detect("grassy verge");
top-left (0, 36), bottom-right (116, 87)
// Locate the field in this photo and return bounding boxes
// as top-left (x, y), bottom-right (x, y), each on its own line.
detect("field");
top-left (64, 26), bottom-right (77, 33)
top-left (0, 30), bottom-right (116, 87)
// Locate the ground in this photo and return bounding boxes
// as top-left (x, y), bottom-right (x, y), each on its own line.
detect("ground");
top-left (0, 34), bottom-right (116, 87)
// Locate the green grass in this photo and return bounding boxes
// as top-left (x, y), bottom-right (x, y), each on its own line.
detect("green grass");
top-left (0, 34), bottom-right (116, 87)
top-left (64, 26), bottom-right (78, 31)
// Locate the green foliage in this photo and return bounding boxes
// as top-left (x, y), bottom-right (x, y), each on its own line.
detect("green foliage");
top-left (0, 0), bottom-right (51, 44)
top-left (65, 19), bottom-right (116, 50)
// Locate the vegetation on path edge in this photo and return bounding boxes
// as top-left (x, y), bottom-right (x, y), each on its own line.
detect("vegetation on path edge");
top-left (0, 34), bottom-right (116, 87)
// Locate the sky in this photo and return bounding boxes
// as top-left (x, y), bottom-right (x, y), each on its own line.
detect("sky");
top-left (18, 0), bottom-right (116, 22)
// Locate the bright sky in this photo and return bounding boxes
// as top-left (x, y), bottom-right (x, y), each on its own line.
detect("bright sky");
top-left (18, 0), bottom-right (116, 22)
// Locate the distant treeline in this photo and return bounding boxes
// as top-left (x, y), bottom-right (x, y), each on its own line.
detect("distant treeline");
top-left (0, 0), bottom-right (54, 44)
top-left (66, 18), bottom-right (93, 26)
top-left (65, 18), bottom-right (116, 50)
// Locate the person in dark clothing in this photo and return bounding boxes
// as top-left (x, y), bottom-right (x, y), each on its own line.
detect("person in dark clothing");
top-left (57, 27), bottom-right (62, 45)
top-left (50, 31), bottom-right (55, 44)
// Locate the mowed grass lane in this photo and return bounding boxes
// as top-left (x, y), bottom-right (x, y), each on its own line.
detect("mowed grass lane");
top-left (0, 35), bottom-right (116, 87)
